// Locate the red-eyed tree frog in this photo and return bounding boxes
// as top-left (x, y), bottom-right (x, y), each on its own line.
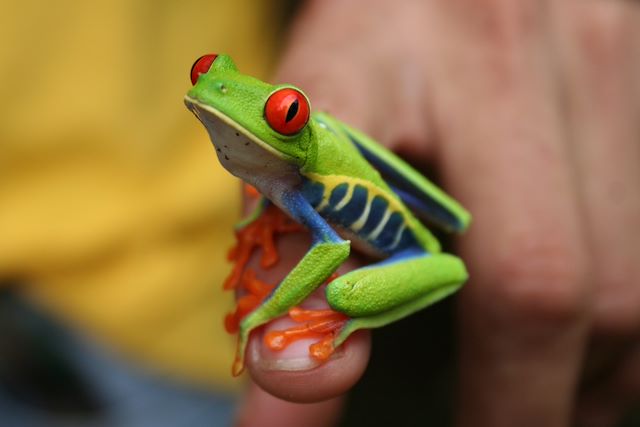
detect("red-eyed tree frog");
top-left (185, 54), bottom-right (471, 376)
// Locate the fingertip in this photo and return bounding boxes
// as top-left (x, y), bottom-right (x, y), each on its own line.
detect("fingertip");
top-left (235, 383), bottom-right (344, 427)
top-left (246, 329), bottom-right (371, 403)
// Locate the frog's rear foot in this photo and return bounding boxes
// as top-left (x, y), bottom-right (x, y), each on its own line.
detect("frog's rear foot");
top-left (264, 306), bottom-right (349, 362)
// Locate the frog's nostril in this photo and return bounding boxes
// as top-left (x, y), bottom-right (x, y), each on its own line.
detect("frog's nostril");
top-left (218, 83), bottom-right (228, 94)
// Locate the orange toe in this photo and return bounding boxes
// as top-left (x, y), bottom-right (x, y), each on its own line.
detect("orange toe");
top-left (224, 204), bottom-right (304, 290)
top-left (264, 308), bottom-right (348, 362)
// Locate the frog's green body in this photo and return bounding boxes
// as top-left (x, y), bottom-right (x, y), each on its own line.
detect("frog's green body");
top-left (185, 55), bottom-right (470, 375)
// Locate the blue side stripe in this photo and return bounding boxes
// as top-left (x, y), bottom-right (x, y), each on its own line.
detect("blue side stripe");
top-left (301, 176), bottom-right (422, 255)
top-left (345, 131), bottom-right (464, 231)
top-left (337, 185), bottom-right (368, 227)
top-left (329, 184), bottom-right (348, 207)
top-left (301, 179), bottom-right (325, 208)
top-left (374, 211), bottom-right (404, 249)
top-left (394, 228), bottom-right (419, 252)
top-left (360, 195), bottom-right (388, 235)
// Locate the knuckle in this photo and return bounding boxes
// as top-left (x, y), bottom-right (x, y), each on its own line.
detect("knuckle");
top-left (462, 0), bottom-right (546, 45)
top-left (576, 2), bottom-right (632, 66)
top-left (486, 237), bottom-right (589, 324)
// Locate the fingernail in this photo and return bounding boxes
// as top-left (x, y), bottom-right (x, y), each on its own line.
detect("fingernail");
top-left (251, 317), bottom-right (318, 371)
top-left (251, 292), bottom-right (343, 371)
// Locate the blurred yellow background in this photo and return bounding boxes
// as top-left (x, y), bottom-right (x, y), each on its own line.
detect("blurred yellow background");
top-left (0, 0), bottom-right (287, 391)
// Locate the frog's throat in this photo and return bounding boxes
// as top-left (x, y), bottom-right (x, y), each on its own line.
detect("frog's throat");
top-left (184, 95), bottom-right (296, 162)
top-left (184, 95), bottom-right (300, 193)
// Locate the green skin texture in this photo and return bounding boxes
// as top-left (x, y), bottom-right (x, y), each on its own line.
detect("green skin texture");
top-left (185, 55), bottom-right (471, 375)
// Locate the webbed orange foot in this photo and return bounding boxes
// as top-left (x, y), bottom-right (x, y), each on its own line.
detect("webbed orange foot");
top-left (224, 269), bottom-right (274, 334)
top-left (264, 306), bottom-right (349, 362)
top-left (224, 203), bottom-right (304, 290)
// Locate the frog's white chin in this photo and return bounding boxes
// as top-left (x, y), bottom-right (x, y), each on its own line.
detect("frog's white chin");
top-left (185, 97), bottom-right (300, 201)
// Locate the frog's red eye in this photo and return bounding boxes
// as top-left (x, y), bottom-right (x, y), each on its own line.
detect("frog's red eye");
top-left (264, 88), bottom-right (310, 136)
top-left (190, 54), bottom-right (218, 85)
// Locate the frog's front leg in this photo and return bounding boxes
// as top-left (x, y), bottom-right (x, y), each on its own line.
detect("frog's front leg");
top-left (232, 192), bottom-right (350, 376)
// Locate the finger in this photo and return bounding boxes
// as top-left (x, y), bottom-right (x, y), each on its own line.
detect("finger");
top-left (551, 4), bottom-right (640, 415)
top-left (551, 0), bottom-right (640, 336)
top-left (238, 199), bottom-right (371, 402)
top-left (235, 382), bottom-right (344, 427)
top-left (275, 0), bottom-right (434, 157)
top-left (248, 327), bottom-right (370, 403)
top-left (426, 2), bottom-right (591, 425)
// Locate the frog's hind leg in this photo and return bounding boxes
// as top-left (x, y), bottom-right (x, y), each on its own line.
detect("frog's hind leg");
top-left (327, 248), bottom-right (468, 352)
top-left (265, 249), bottom-right (468, 362)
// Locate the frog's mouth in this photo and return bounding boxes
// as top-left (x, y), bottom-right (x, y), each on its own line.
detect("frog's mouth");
top-left (184, 96), bottom-right (300, 193)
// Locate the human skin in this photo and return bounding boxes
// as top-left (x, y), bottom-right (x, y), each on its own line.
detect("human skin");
top-left (235, 1), bottom-right (640, 426)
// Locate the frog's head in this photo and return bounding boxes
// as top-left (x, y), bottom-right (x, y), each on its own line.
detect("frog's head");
top-left (184, 54), bottom-right (312, 190)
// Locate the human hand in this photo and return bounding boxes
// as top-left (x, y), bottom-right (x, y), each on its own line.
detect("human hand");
top-left (238, 1), bottom-right (640, 426)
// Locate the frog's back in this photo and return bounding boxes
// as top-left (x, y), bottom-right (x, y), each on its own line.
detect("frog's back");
top-left (300, 114), bottom-right (441, 257)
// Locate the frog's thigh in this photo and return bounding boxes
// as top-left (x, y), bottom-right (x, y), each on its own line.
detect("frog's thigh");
top-left (326, 249), bottom-right (467, 327)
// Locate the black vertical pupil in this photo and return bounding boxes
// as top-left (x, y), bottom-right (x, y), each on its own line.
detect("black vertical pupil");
top-left (285, 99), bottom-right (299, 123)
